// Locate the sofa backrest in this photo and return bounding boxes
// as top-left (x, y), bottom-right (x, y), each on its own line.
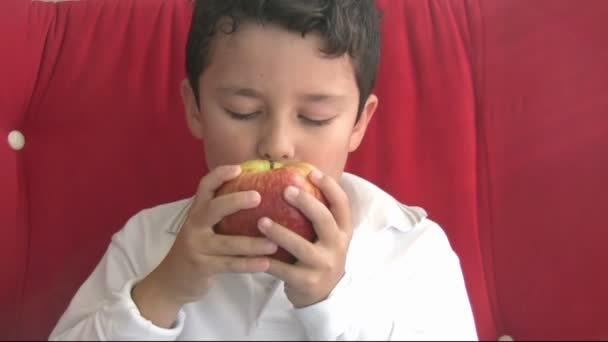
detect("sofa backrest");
top-left (476, 1), bottom-right (608, 339)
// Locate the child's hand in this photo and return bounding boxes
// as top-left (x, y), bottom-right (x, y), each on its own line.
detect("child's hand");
top-left (258, 169), bottom-right (352, 308)
top-left (132, 164), bottom-right (277, 327)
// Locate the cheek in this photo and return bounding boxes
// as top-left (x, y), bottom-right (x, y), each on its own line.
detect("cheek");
top-left (297, 130), bottom-right (352, 177)
top-left (201, 117), bottom-right (254, 167)
top-left (203, 137), bottom-right (252, 169)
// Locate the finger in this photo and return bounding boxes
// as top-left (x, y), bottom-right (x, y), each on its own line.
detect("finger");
top-left (258, 217), bottom-right (316, 264)
top-left (308, 170), bottom-right (352, 235)
top-left (283, 186), bottom-right (337, 242)
top-left (204, 255), bottom-right (270, 275)
top-left (265, 257), bottom-right (304, 285)
top-left (196, 164), bottom-right (242, 204)
top-left (204, 190), bottom-right (261, 226)
top-left (203, 234), bottom-right (278, 256)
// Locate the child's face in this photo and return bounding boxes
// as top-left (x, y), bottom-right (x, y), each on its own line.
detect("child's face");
top-left (181, 21), bottom-right (377, 180)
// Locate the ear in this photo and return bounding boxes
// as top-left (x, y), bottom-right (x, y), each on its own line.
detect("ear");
top-left (348, 94), bottom-right (378, 152)
top-left (180, 79), bottom-right (204, 140)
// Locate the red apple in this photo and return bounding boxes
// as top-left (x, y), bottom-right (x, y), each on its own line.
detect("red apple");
top-left (214, 159), bottom-right (328, 264)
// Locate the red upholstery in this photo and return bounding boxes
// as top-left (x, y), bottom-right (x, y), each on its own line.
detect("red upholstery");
top-left (476, 1), bottom-right (608, 339)
top-left (1, 0), bottom-right (607, 340)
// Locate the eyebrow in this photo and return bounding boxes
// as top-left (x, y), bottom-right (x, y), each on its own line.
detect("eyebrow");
top-left (300, 93), bottom-right (347, 104)
top-left (217, 86), bottom-right (346, 104)
top-left (217, 86), bottom-right (263, 99)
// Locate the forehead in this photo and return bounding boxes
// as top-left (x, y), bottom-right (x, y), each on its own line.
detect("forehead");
top-left (202, 21), bottom-right (358, 94)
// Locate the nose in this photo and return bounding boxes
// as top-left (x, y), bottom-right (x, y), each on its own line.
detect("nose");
top-left (257, 118), bottom-right (295, 162)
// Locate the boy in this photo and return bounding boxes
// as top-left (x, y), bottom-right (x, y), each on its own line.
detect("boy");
top-left (50, 0), bottom-right (478, 340)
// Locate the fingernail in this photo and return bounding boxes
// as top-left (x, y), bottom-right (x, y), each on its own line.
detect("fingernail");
top-left (311, 169), bottom-right (323, 182)
top-left (263, 241), bottom-right (278, 253)
top-left (258, 217), bottom-right (272, 231)
top-left (284, 186), bottom-right (300, 200)
top-left (226, 165), bottom-right (240, 176)
top-left (249, 191), bottom-right (261, 204)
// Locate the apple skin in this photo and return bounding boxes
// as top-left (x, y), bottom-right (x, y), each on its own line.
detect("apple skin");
top-left (214, 159), bottom-right (328, 264)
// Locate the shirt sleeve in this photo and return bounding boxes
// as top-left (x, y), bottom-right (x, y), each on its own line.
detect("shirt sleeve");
top-left (48, 214), bottom-right (185, 341)
top-left (293, 220), bottom-right (479, 341)
top-left (291, 272), bottom-right (359, 340)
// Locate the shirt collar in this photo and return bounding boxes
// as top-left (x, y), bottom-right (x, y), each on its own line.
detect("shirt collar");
top-left (166, 199), bottom-right (192, 235)
top-left (340, 172), bottom-right (426, 234)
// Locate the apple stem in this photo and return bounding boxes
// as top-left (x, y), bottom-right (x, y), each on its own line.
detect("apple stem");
top-left (270, 160), bottom-right (275, 170)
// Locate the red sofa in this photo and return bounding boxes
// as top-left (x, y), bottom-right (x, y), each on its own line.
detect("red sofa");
top-left (1, 0), bottom-right (607, 340)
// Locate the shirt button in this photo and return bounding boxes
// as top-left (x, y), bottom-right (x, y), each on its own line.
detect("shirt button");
top-left (7, 130), bottom-right (25, 151)
top-left (498, 334), bottom-right (514, 341)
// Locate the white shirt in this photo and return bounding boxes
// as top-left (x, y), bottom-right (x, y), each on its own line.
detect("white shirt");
top-left (49, 173), bottom-right (478, 341)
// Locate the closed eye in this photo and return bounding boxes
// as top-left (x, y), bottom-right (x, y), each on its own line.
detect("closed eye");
top-left (226, 110), bottom-right (259, 120)
top-left (299, 115), bottom-right (334, 126)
